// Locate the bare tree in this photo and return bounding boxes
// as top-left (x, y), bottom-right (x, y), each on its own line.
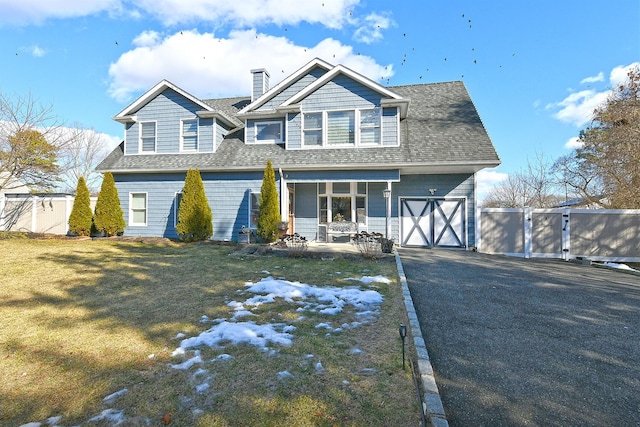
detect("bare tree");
top-left (57, 123), bottom-right (113, 194)
top-left (0, 90), bottom-right (67, 192)
top-left (482, 152), bottom-right (563, 208)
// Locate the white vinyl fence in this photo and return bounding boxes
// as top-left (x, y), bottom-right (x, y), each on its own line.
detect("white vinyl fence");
top-left (477, 207), bottom-right (640, 262)
top-left (0, 194), bottom-right (97, 235)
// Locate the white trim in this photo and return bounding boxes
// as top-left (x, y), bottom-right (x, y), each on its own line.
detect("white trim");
top-left (302, 107), bottom-right (385, 148)
top-left (253, 120), bottom-right (283, 144)
top-left (114, 80), bottom-right (214, 121)
top-left (138, 120), bottom-right (157, 153)
top-left (129, 192), bottom-right (148, 226)
top-left (281, 64), bottom-right (404, 108)
top-left (173, 192), bottom-right (182, 228)
top-left (180, 118), bottom-right (199, 152)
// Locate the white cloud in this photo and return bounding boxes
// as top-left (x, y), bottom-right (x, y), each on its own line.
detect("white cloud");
top-left (0, 0), bottom-right (120, 26)
top-left (564, 136), bottom-right (582, 150)
top-left (548, 89), bottom-right (608, 127)
top-left (108, 29), bottom-right (393, 102)
top-left (476, 168), bottom-right (508, 200)
top-left (133, 0), bottom-right (359, 28)
top-left (353, 12), bottom-right (395, 44)
top-left (30, 45), bottom-right (45, 57)
top-left (610, 62), bottom-right (640, 87)
top-left (580, 72), bottom-right (604, 85)
top-left (549, 62), bottom-right (640, 127)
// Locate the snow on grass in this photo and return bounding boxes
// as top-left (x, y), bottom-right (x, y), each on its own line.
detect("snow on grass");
top-left (175, 276), bottom-right (385, 355)
top-left (604, 262), bottom-right (639, 272)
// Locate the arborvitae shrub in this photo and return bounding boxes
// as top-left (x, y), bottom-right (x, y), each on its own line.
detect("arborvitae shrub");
top-left (93, 172), bottom-right (125, 237)
top-left (68, 177), bottom-right (93, 236)
top-left (176, 168), bottom-right (213, 242)
top-left (257, 160), bottom-right (280, 243)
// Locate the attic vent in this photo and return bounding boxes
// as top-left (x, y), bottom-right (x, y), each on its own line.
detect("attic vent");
top-left (251, 68), bottom-right (270, 102)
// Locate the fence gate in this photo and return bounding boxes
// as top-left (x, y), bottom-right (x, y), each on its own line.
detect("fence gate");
top-left (400, 198), bottom-right (466, 248)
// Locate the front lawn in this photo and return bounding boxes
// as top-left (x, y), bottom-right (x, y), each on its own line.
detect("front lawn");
top-left (0, 238), bottom-right (420, 426)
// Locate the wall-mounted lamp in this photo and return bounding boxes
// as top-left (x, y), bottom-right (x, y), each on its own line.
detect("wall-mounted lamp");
top-left (428, 188), bottom-right (437, 195)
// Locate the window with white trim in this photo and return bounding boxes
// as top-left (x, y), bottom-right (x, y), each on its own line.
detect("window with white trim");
top-left (318, 182), bottom-right (367, 225)
top-left (302, 108), bottom-right (382, 147)
top-left (255, 121), bottom-right (282, 144)
top-left (303, 112), bottom-right (323, 146)
top-left (181, 119), bottom-right (198, 151)
top-left (140, 122), bottom-right (156, 153)
top-left (360, 108), bottom-right (381, 145)
top-left (130, 193), bottom-right (147, 226)
top-left (249, 192), bottom-right (260, 229)
top-left (174, 192), bottom-right (182, 227)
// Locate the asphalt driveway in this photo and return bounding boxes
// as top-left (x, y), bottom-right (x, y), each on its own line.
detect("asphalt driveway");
top-left (398, 248), bottom-right (640, 427)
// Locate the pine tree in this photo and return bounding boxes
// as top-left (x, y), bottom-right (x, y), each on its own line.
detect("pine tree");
top-left (68, 177), bottom-right (93, 236)
top-left (257, 160), bottom-right (280, 243)
top-left (93, 172), bottom-right (125, 237)
top-left (176, 168), bottom-right (213, 242)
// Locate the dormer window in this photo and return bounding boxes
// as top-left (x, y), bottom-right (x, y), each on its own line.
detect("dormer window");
top-left (255, 121), bottom-right (283, 144)
top-left (140, 122), bottom-right (157, 153)
top-left (302, 108), bottom-right (382, 148)
top-left (181, 119), bottom-right (198, 151)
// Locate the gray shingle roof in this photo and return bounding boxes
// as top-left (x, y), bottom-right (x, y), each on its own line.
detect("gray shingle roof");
top-left (96, 81), bottom-right (500, 174)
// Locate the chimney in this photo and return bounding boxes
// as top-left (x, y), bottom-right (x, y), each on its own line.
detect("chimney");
top-left (251, 68), bottom-right (270, 102)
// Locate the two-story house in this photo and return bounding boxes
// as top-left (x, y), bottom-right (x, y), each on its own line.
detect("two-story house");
top-left (96, 58), bottom-right (500, 247)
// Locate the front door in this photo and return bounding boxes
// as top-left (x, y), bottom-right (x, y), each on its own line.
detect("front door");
top-left (400, 198), bottom-right (466, 248)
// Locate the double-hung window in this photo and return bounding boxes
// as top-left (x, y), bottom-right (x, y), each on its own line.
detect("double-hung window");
top-left (130, 193), bottom-right (147, 226)
top-left (140, 122), bottom-right (156, 153)
top-left (327, 111), bottom-right (355, 145)
top-left (359, 108), bottom-right (381, 145)
top-left (303, 112), bottom-right (323, 147)
top-left (181, 119), bottom-right (198, 151)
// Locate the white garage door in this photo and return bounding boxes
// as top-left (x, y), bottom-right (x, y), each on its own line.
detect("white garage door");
top-left (400, 198), bottom-right (466, 248)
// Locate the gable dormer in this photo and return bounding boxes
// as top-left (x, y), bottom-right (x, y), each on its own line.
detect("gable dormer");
top-left (238, 58), bottom-right (409, 149)
top-left (113, 80), bottom-right (238, 155)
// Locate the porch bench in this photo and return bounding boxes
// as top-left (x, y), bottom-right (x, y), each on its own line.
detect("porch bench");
top-left (327, 221), bottom-right (358, 242)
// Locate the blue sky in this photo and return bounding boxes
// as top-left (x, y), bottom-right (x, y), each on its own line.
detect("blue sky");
top-left (1, 0), bottom-right (638, 197)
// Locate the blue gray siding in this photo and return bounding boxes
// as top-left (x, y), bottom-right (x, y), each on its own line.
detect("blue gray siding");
top-left (258, 67), bottom-right (326, 111)
top-left (124, 88), bottom-right (215, 154)
top-left (302, 75), bottom-right (380, 111)
top-left (114, 172), bottom-right (274, 241)
top-left (286, 113), bottom-right (301, 149)
top-left (382, 107), bottom-right (398, 146)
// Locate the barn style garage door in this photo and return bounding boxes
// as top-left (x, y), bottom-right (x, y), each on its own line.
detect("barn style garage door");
top-left (400, 198), bottom-right (466, 248)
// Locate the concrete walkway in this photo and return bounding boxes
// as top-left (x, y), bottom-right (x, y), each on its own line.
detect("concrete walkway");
top-left (398, 248), bottom-right (640, 427)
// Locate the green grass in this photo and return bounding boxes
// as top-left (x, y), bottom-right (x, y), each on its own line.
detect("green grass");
top-left (0, 238), bottom-right (420, 426)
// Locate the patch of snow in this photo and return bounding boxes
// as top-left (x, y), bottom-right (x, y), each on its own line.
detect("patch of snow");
top-left (345, 275), bottom-right (392, 284)
top-left (315, 361), bottom-right (325, 374)
top-left (604, 262), bottom-right (639, 272)
top-left (103, 388), bottom-right (128, 404)
top-left (87, 409), bottom-right (126, 425)
top-left (179, 321), bottom-right (294, 351)
top-left (19, 423), bottom-right (42, 427)
top-left (171, 351), bottom-right (203, 370)
top-left (278, 370), bottom-right (295, 379)
top-left (46, 416), bottom-right (62, 426)
top-left (174, 332), bottom-right (186, 339)
top-left (195, 382), bottom-right (210, 393)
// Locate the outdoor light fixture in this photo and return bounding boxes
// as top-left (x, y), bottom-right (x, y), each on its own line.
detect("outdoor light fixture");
top-left (428, 188), bottom-right (437, 195)
top-left (383, 188), bottom-right (391, 239)
top-left (399, 323), bottom-right (407, 370)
